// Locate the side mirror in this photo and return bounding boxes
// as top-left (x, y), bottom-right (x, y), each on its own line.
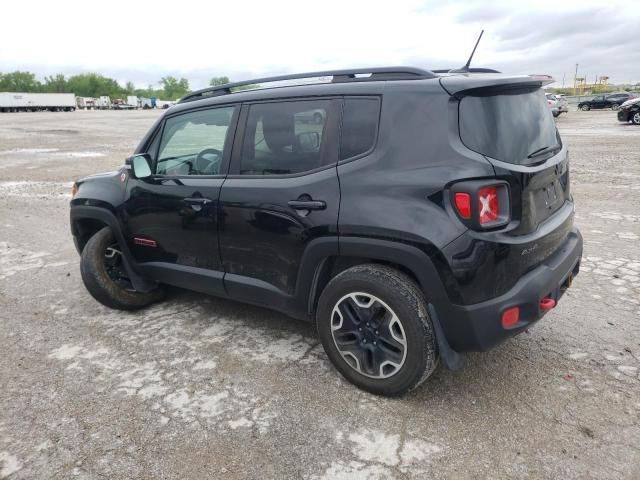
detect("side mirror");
top-left (296, 131), bottom-right (320, 152)
top-left (130, 154), bottom-right (152, 179)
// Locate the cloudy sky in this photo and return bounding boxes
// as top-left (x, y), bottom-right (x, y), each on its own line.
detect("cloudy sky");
top-left (1, 0), bottom-right (638, 89)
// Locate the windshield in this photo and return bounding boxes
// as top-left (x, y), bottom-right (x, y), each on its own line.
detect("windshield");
top-left (459, 88), bottom-right (560, 165)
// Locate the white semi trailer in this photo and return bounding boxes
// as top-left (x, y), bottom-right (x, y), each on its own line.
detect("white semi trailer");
top-left (94, 96), bottom-right (112, 110)
top-left (0, 92), bottom-right (76, 112)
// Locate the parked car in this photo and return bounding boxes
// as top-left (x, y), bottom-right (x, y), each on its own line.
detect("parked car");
top-left (578, 92), bottom-right (637, 111)
top-left (617, 97), bottom-right (640, 125)
top-left (545, 93), bottom-right (568, 117)
top-left (70, 67), bottom-right (582, 396)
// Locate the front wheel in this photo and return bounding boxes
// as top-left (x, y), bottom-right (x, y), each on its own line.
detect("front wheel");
top-left (80, 227), bottom-right (165, 310)
top-left (611, 104), bottom-right (620, 111)
top-left (580, 104), bottom-right (590, 111)
top-left (632, 112), bottom-right (640, 125)
top-left (316, 264), bottom-right (438, 396)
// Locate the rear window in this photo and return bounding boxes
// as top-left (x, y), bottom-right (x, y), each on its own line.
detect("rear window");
top-left (459, 88), bottom-right (560, 165)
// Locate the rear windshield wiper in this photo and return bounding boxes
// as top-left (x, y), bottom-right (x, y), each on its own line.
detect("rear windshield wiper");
top-left (527, 144), bottom-right (560, 159)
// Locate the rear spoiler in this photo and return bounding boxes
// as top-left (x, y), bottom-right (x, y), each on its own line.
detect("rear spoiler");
top-left (439, 74), bottom-right (555, 96)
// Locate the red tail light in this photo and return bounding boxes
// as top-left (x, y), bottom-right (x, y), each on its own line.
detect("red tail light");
top-left (478, 186), bottom-right (499, 224)
top-left (450, 181), bottom-right (510, 229)
top-left (454, 192), bottom-right (471, 219)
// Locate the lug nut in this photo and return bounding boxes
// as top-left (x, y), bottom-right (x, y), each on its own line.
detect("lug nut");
top-left (375, 330), bottom-right (379, 335)
top-left (373, 341), bottom-right (377, 345)
top-left (358, 328), bottom-right (362, 331)
top-left (363, 339), bottom-right (367, 343)
top-left (366, 323), bottom-right (370, 326)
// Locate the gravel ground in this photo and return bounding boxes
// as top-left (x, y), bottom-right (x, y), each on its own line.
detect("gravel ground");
top-left (1, 109), bottom-right (639, 479)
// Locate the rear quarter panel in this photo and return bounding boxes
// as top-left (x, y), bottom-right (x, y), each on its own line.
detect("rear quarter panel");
top-left (337, 86), bottom-right (495, 254)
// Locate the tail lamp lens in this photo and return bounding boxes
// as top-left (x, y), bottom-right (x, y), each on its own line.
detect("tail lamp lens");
top-left (454, 193), bottom-right (471, 219)
top-left (478, 186), bottom-right (499, 224)
top-left (450, 182), bottom-right (509, 229)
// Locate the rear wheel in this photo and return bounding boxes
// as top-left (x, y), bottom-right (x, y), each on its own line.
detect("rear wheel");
top-left (611, 103), bottom-right (620, 111)
top-left (80, 227), bottom-right (165, 310)
top-left (580, 104), bottom-right (590, 111)
top-left (632, 112), bottom-right (640, 125)
top-left (316, 264), bottom-right (438, 396)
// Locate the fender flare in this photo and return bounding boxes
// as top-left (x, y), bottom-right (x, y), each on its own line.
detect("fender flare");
top-left (70, 205), bottom-right (156, 292)
top-left (302, 236), bottom-right (464, 368)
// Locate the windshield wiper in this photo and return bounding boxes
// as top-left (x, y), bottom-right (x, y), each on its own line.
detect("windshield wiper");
top-left (527, 144), bottom-right (559, 159)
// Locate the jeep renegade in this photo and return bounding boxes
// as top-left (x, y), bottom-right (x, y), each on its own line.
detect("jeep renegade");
top-left (70, 67), bottom-right (583, 396)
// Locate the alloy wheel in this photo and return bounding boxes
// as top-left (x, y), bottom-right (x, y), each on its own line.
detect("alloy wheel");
top-left (331, 292), bottom-right (407, 379)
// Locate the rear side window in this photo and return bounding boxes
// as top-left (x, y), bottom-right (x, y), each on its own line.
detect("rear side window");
top-left (239, 100), bottom-right (332, 175)
top-left (340, 98), bottom-right (380, 160)
top-left (459, 88), bottom-right (560, 165)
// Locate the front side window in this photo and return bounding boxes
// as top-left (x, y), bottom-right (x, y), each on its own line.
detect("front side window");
top-left (156, 106), bottom-right (236, 176)
top-left (240, 100), bottom-right (332, 175)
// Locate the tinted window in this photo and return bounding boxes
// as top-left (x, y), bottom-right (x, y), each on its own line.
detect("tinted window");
top-left (340, 98), bottom-right (380, 160)
top-left (459, 88), bottom-right (560, 165)
top-left (156, 106), bottom-right (235, 175)
top-left (240, 100), bottom-right (331, 175)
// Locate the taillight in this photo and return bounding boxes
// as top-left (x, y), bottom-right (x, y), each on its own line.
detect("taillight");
top-left (450, 181), bottom-right (510, 229)
top-left (454, 193), bottom-right (471, 219)
top-left (478, 186), bottom-right (499, 224)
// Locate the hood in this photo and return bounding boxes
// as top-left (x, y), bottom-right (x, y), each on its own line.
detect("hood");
top-left (621, 97), bottom-right (640, 108)
top-left (76, 170), bottom-right (121, 185)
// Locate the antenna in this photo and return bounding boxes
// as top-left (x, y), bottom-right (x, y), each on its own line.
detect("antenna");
top-left (450, 30), bottom-right (484, 73)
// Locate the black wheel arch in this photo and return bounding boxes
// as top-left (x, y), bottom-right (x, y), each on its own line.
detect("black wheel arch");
top-left (71, 205), bottom-right (156, 292)
top-left (302, 236), bottom-right (455, 321)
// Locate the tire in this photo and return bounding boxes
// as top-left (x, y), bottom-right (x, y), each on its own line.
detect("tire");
top-left (80, 227), bottom-right (165, 310)
top-left (580, 104), bottom-right (590, 111)
top-left (632, 112), bottom-right (640, 125)
top-left (611, 104), bottom-right (620, 111)
top-left (552, 111), bottom-right (560, 118)
top-left (316, 264), bottom-right (438, 396)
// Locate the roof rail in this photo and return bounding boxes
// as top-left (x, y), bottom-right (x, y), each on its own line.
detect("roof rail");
top-left (178, 66), bottom-right (436, 104)
top-left (432, 68), bottom-right (501, 74)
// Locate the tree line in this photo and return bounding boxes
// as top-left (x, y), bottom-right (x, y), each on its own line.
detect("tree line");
top-left (0, 72), bottom-right (246, 100)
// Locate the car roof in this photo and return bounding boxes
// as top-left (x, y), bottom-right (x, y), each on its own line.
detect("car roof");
top-left (169, 67), bottom-right (554, 114)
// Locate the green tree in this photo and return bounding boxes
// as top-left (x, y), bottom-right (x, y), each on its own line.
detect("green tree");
top-left (43, 74), bottom-right (67, 93)
top-left (125, 81), bottom-right (136, 94)
top-left (209, 76), bottom-right (230, 86)
top-left (159, 76), bottom-right (190, 99)
top-left (66, 73), bottom-right (125, 98)
top-left (0, 71), bottom-right (42, 92)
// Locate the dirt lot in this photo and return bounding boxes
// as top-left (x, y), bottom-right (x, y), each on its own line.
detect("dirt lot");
top-left (1, 109), bottom-right (639, 479)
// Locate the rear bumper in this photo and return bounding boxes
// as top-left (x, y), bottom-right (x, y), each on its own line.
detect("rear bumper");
top-left (444, 227), bottom-right (583, 352)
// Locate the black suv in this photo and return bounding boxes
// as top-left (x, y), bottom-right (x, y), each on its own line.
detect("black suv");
top-left (578, 92), bottom-right (636, 111)
top-left (70, 67), bottom-right (582, 396)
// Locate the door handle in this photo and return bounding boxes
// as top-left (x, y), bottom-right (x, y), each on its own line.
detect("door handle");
top-left (184, 197), bottom-right (212, 212)
top-left (184, 197), bottom-right (212, 205)
top-left (288, 200), bottom-right (326, 210)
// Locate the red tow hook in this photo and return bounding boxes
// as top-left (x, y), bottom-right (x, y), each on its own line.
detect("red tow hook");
top-left (539, 297), bottom-right (556, 311)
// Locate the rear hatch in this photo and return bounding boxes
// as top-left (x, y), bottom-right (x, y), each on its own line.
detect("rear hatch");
top-left (442, 75), bottom-right (574, 283)
top-left (441, 75), bottom-right (571, 236)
